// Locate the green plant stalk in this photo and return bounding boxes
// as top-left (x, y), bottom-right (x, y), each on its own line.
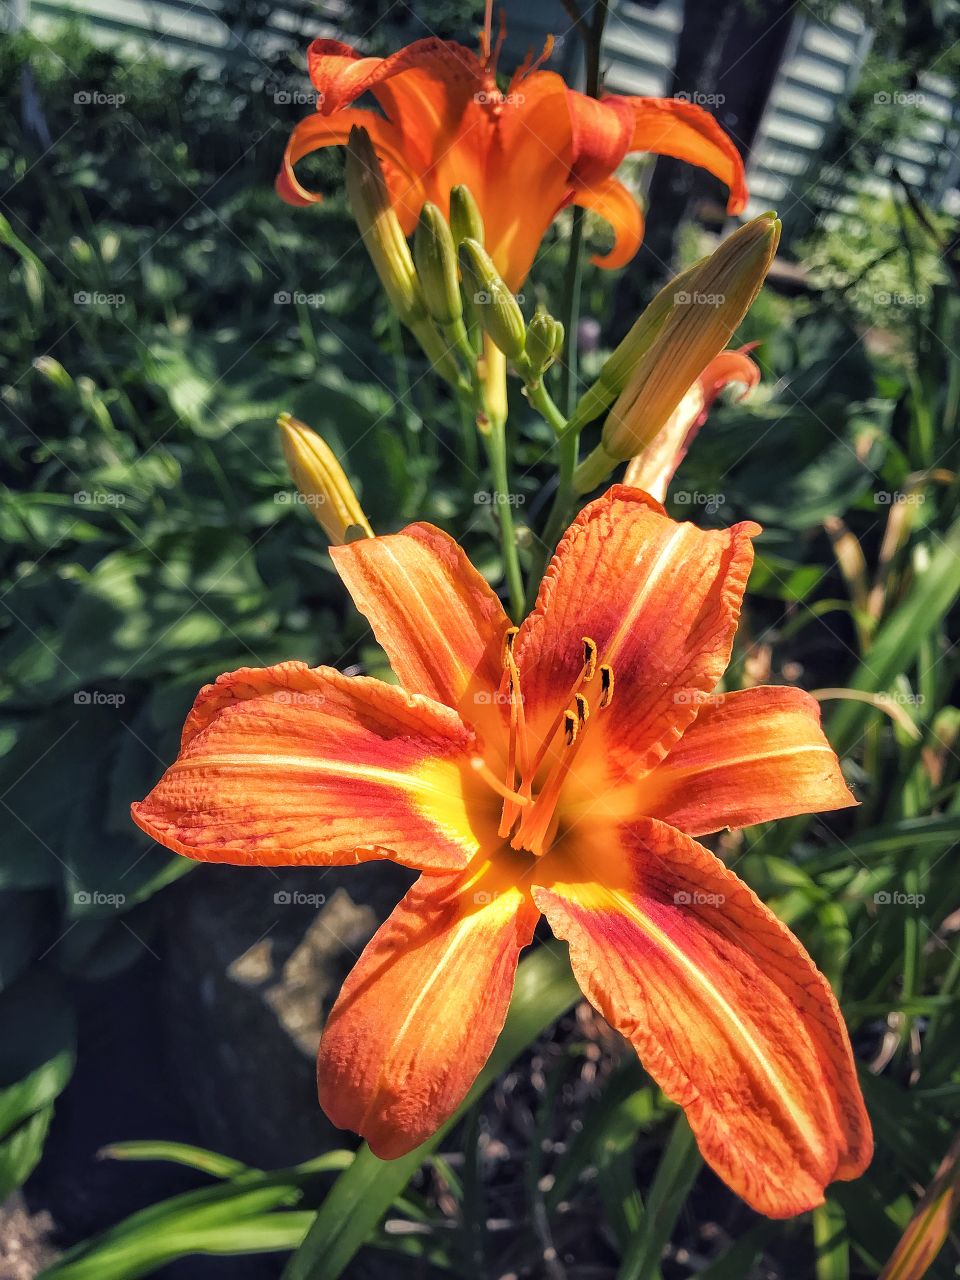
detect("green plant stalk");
top-left (482, 420), bottom-right (525, 620)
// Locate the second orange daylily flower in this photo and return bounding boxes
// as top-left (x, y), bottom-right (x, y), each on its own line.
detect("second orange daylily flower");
top-left (276, 30), bottom-right (748, 289)
top-left (133, 486), bottom-right (872, 1218)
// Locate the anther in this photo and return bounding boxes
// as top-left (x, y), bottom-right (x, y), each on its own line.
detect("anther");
top-left (599, 664), bottom-right (615, 710)
top-left (575, 693), bottom-right (589, 725)
top-left (563, 709), bottom-right (578, 746)
top-left (502, 625), bottom-right (519, 666)
top-left (582, 637), bottom-right (598, 682)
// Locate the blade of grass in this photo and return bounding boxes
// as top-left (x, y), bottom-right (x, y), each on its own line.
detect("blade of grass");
top-left (283, 943), bottom-right (580, 1280)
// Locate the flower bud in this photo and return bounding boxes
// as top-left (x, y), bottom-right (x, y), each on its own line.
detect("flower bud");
top-left (565, 258), bottom-right (702, 434)
top-left (414, 203), bottom-right (462, 326)
top-left (449, 185), bottom-right (485, 248)
top-left (277, 413), bottom-right (373, 544)
top-left (601, 213), bottom-right (779, 462)
top-left (458, 238), bottom-right (526, 361)
top-left (344, 127), bottom-right (425, 326)
top-left (523, 309), bottom-right (564, 381)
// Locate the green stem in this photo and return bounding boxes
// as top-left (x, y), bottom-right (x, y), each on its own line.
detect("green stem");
top-left (525, 379), bottom-right (568, 435)
top-left (482, 421), bottom-right (525, 620)
top-left (524, 425), bottom-right (579, 613)
top-left (572, 441), bottom-right (618, 495)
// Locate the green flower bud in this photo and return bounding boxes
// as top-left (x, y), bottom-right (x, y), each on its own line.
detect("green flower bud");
top-left (458, 238), bottom-right (526, 361)
top-left (449, 184), bottom-right (485, 248)
top-left (414, 203), bottom-right (462, 326)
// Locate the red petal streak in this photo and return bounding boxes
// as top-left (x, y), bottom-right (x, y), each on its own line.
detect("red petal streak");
top-left (533, 820), bottom-right (872, 1217)
top-left (639, 686), bottom-right (856, 836)
top-left (318, 855), bottom-right (539, 1157)
top-left (132, 661), bottom-right (492, 872)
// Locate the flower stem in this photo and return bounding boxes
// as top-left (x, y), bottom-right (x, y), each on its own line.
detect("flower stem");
top-left (482, 419), bottom-right (525, 620)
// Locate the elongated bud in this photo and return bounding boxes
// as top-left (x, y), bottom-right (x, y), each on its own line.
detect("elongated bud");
top-left (277, 413), bottom-right (373, 544)
top-left (414, 203), bottom-right (462, 326)
top-left (33, 356), bottom-right (74, 391)
top-left (449, 184), bottom-right (485, 247)
top-left (602, 213), bottom-right (779, 461)
top-left (523, 309), bottom-right (564, 381)
top-left (458, 238), bottom-right (526, 361)
top-left (344, 127), bottom-right (425, 326)
top-left (566, 257), bottom-right (703, 434)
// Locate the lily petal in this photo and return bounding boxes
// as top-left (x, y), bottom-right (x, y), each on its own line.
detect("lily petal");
top-left (275, 109), bottom-right (425, 226)
top-left (330, 524), bottom-right (511, 716)
top-left (486, 71), bottom-right (580, 290)
top-left (571, 174), bottom-right (645, 271)
top-left (132, 661), bottom-right (493, 872)
top-left (514, 485), bottom-right (760, 778)
top-left (533, 819), bottom-right (872, 1218)
top-left (619, 95), bottom-right (748, 214)
top-left (638, 686), bottom-right (856, 836)
top-left (318, 856), bottom-right (539, 1157)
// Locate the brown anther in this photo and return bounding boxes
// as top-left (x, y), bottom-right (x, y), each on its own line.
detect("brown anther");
top-left (582, 637), bottom-right (598, 682)
top-left (599, 664), bottom-right (614, 709)
top-left (563, 709), bottom-right (579, 746)
top-left (575, 693), bottom-right (589, 725)
top-left (502, 625), bottom-right (519, 666)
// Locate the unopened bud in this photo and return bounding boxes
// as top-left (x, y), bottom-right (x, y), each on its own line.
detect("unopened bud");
top-left (601, 213), bottom-right (779, 462)
top-left (458, 238), bottom-right (526, 361)
top-left (523, 309), bottom-right (564, 381)
top-left (344, 127), bottom-right (425, 326)
top-left (414, 203), bottom-right (462, 326)
top-left (449, 185), bottom-right (485, 248)
top-left (277, 413), bottom-right (373, 544)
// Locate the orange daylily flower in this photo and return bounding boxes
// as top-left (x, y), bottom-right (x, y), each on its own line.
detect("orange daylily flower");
top-left (624, 343), bottom-right (761, 501)
top-left (133, 487), bottom-right (871, 1218)
top-left (276, 34), bottom-right (748, 290)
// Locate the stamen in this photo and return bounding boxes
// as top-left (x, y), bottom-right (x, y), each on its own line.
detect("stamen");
top-left (529, 638), bottom-right (600, 774)
top-left (575, 692), bottom-right (589, 726)
top-left (498, 657), bottom-right (531, 837)
top-left (599, 664), bottom-right (615, 710)
top-left (471, 756), bottom-right (529, 806)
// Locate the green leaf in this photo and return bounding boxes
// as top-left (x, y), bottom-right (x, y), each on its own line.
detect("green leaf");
top-left (616, 1114), bottom-right (702, 1280)
top-left (98, 1141), bottom-right (249, 1179)
top-left (283, 944), bottom-right (580, 1280)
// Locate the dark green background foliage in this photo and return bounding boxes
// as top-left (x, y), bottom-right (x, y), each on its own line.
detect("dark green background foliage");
top-left (1, 5), bottom-right (960, 1277)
